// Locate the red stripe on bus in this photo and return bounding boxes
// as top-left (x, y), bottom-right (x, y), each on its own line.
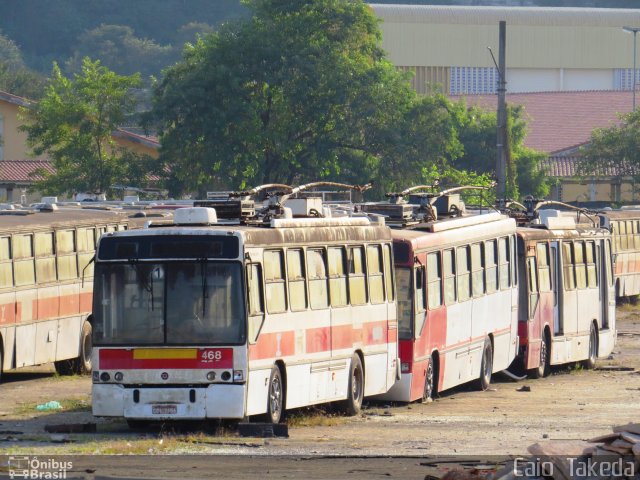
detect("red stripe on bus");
top-left (99, 348), bottom-right (233, 369)
top-left (79, 291), bottom-right (93, 312)
top-left (248, 331), bottom-right (296, 361)
top-left (0, 302), bottom-right (15, 325)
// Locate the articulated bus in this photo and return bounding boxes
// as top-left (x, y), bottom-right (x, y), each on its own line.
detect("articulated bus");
top-left (0, 207), bottom-right (132, 380)
top-left (360, 189), bottom-right (519, 402)
top-left (91, 193), bottom-right (399, 424)
top-left (596, 209), bottom-right (640, 299)
top-left (514, 209), bottom-right (616, 377)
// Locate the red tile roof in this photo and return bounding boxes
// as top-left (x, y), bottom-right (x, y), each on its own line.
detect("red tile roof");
top-left (0, 160), bottom-right (55, 183)
top-left (539, 155), bottom-right (640, 178)
top-left (451, 90), bottom-right (635, 154)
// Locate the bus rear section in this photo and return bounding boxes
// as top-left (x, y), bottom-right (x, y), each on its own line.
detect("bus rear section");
top-left (516, 211), bottom-right (616, 378)
top-left (363, 190), bottom-right (519, 403)
top-left (91, 202), bottom-right (398, 424)
top-left (597, 210), bottom-right (640, 299)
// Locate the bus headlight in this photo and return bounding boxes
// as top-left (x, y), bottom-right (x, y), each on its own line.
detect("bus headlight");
top-left (221, 371), bottom-right (231, 381)
top-left (206, 371), bottom-right (216, 381)
top-left (100, 372), bottom-right (111, 382)
top-left (114, 372), bottom-right (124, 382)
top-left (233, 370), bottom-right (244, 381)
top-left (401, 362), bottom-right (410, 373)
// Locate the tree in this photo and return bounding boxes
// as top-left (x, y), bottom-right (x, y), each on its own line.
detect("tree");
top-left (578, 109), bottom-right (640, 180)
top-left (65, 25), bottom-right (176, 79)
top-left (0, 30), bottom-right (46, 99)
top-left (149, 0), bottom-right (461, 197)
top-left (449, 100), bottom-right (549, 200)
top-left (20, 58), bottom-right (155, 196)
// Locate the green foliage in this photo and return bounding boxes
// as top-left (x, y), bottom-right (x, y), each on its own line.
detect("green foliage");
top-left (0, 30), bottom-right (46, 99)
top-left (0, 1), bottom-right (247, 73)
top-left (449, 100), bottom-right (549, 200)
top-left (579, 110), bottom-right (640, 180)
top-left (20, 58), bottom-right (156, 197)
top-left (65, 25), bottom-right (177, 80)
top-left (150, 0), bottom-right (465, 197)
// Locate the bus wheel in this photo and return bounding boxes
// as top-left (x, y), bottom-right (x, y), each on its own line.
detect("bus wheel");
top-left (54, 321), bottom-right (92, 375)
top-left (583, 324), bottom-right (598, 370)
top-left (529, 334), bottom-right (550, 379)
top-left (478, 339), bottom-right (493, 391)
top-left (422, 357), bottom-right (435, 403)
top-left (77, 321), bottom-right (93, 373)
top-left (342, 354), bottom-right (364, 416)
top-left (266, 366), bottom-right (284, 424)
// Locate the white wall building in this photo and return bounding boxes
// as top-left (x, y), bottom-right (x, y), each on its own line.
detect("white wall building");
top-left (370, 4), bottom-right (640, 94)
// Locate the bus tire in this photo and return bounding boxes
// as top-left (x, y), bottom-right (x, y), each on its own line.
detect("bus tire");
top-left (342, 354), bottom-right (364, 416)
top-left (478, 339), bottom-right (493, 391)
top-left (422, 356), bottom-right (435, 402)
top-left (54, 321), bottom-right (92, 376)
top-left (529, 333), bottom-right (550, 379)
top-left (582, 323), bottom-right (598, 370)
top-left (266, 365), bottom-right (284, 424)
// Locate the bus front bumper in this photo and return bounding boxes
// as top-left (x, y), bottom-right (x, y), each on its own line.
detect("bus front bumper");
top-left (92, 384), bottom-right (246, 420)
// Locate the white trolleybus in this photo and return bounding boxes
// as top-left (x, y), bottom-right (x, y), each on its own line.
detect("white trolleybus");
top-left (91, 183), bottom-right (399, 425)
top-left (0, 204), bottom-right (134, 380)
top-left (503, 199), bottom-right (616, 377)
top-left (359, 186), bottom-right (519, 402)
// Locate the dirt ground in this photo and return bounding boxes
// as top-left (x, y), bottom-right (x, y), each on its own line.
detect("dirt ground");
top-left (0, 307), bottom-right (638, 477)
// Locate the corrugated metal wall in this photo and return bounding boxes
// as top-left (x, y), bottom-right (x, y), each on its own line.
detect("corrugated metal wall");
top-left (372, 5), bottom-right (640, 69)
top-left (398, 66), bottom-right (451, 94)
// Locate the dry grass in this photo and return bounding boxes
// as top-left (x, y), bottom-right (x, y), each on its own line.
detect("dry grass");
top-left (286, 406), bottom-right (347, 427)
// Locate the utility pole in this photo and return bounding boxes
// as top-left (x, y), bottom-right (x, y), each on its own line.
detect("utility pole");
top-left (496, 20), bottom-right (507, 201)
top-left (623, 26), bottom-right (639, 110)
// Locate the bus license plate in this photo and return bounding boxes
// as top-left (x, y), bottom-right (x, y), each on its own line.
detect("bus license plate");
top-left (152, 405), bottom-right (177, 415)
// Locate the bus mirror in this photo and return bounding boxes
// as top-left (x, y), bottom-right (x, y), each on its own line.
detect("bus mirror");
top-left (81, 255), bottom-right (96, 288)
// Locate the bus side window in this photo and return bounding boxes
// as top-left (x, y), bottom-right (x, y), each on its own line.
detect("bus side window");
top-left (13, 234), bottom-right (35, 286)
top-left (536, 243), bottom-right (551, 292)
top-left (485, 240), bottom-right (498, 294)
top-left (264, 250), bottom-right (287, 313)
top-left (78, 227), bottom-right (96, 276)
top-left (574, 241), bottom-right (587, 289)
top-left (586, 241), bottom-right (597, 288)
top-left (35, 232), bottom-right (56, 284)
top-left (426, 252), bottom-right (442, 309)
top-left (527, 257), bottom-right (539, 318)
top-left (471, 242), bottom-right (485, 297)
top-left (0, 236), bottom-right (13, 288)
top-left (348, 246), bottom-right (367, 305)
top-left (328, 247), bottom-right (348, 307)
top-left (383, 244), bottom-right (394, 302)
top-left (620, 222), bottom-right (628, 250)
top-left (562, 242), bottom-right (576, 290)
top-left (635, 221), bottom-right (640, 249)
top-left (415, 265), bottom-right (426, 313)
top-left (367, 245), bottom-right (385, 304)
top-left (287, 248), bottom-right (308, 311)
top-left (246, 263), bottom-right (265, 344)
top-left (498, 237), bottom-right (509, 290)
top-left (56, 229), bottom-right (78, 281)
top-left (443, 248), bottom-right (456, 304)
top-left (457, 245), bottom-right (471, 301)
top-left (307, 249), bottom-right (328, 309)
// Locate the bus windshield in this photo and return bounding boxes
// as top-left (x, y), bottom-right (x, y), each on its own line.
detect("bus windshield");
top-left (93, 262), bottom-right (245, 345)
